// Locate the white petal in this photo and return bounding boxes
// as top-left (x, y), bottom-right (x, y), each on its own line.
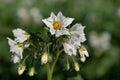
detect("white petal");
top-left (55, 29), bottom-right (70, 37)
top-left (71, 23), bottom-right (84, 31)
top-left (62, 17), bottom-right (74, 28)
top-left (11, 55), bottom-right (20, 63)
top-left (63, 42), bottom-right (77, 56)
top-left (50, 12), bottom-right (56, 19)
top-left (15, 37), bottom-right (26, 43)
top-left (7, 37), bottom-right (20, 54)
top-left (24, 43), bottom-right (30, 48)
top-left (61, 29), bottom-right (70, 35)
top-left (12, 28), bottom-right (25, 37)
top-left (56, 12), bottom-right (74, 28)
top-left (42, 19), bottom-right (53, 28)
top-left (7, 37), bottom-right (23, 63)
top-left (84, 51), bottom-right (89, 57)
top-left (78, 34), bottom-right (86, 43)
top-left (70, 23), bottom-right (86, 43)
top-left (12, 28), bottom-right (29, 43)
top-left (50, 28), bottom-right (55, 35)
top-left (18, 48), bottom-right (23, 59)
top-left (57, 12), bottom-right (65, 22)
top-left (69, 38), bottom-right (81, 49)
top-left (42, 12), bottom-right (56, 28)
top-left (55, 30), bottom-right (62, 37)
top-left (71, 24), bottom-right (85, 36)
top-left (7, 37), bottom-right (17, 46)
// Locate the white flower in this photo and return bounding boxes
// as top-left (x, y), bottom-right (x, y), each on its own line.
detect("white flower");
top-left (63, 42), bottom-right (77, 56)
top-left (42, 12), bottom-right (74, 37)
top-left (30, 7), bottom-right (42, 24)
top-left (17, 8), bottom-right (30, 23)
top-left (12, 28), bottom-right (30, 43)
top-left (69, 23), bottom-right (86, 48)
top-left (7, 37), bottom-right (24, 63)
top-left (79, 46), bottom-right (89, 62)
top-left (18, 64), bottom-right (26, 75)
top-left (41, 52), bottom-right (48, 64)
top-left (89, 31), bottom-right (111, 52)
top-left (63, 23), bottom-right (86, 56)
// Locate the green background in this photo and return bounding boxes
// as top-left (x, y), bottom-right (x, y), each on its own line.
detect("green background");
top-left (0, 0), bottom-right (120, 80)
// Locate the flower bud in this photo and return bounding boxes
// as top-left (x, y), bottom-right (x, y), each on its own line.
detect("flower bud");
top-left (79, 46), bottom-right (89, 62)
top-left (18, 64), bottom-right (26, 75)
top-left (74, 62), bottom-right (80, 72)
top-left (29, 67), bottom-right (35, 76)
top-left (66, 62), bottom-right (70, 70)
top-left (41, 52), bottom-right (48, 64)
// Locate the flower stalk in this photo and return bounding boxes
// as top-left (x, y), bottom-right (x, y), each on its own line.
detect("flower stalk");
top-left (46, 49), bottom-right (63, 80)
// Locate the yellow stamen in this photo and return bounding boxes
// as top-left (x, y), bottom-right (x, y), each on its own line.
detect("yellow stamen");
top-left (17, 43), bottom-right (24, 48)
top-left (53, 22), bottom-right (61, 30)
top-left (79, 46), bottom-right (86, 51)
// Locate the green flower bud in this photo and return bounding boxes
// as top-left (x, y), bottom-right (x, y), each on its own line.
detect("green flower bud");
top-left (29, 67), bottom-right (35, 76)
top-left (74, 62), bottom-right (80, 72)
top-left (66, 62), bottom-right (70, 70)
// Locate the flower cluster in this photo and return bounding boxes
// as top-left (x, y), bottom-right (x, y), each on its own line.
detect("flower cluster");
top-left (42, 12), bottom-right (88, 63)
top-left (7, 28), bottom-right (30, 63)
top-left (7, 28), bottom-right (31, 75)
top-left (7, 12), bottom-right (88, 77)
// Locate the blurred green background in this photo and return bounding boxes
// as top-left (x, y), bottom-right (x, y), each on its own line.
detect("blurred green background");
top-left (0, 0), bottom-right (120, 80)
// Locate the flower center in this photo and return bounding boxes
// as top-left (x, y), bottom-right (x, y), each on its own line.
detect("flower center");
top-left (19, 64), bottom-right (25, 70)
top-left (79, 46), bottom-right (86, 51)
top-left (53, 22), bottom-right (61, 30)
top-left (17, 43), bottom-right (24, 48)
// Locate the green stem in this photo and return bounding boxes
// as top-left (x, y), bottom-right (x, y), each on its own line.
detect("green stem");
top-left (46, 63), bottom-right (52, 80)
top-left (46, 49), bottom-right (63, 80)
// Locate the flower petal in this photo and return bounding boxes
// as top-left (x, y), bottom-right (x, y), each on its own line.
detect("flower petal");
top-left (12, 28), bottom-right (25, 37)
top-left (42, 12), bottom-right (56, 28)
top-left (63, 42), bottom-right (77, 56)
top-left (55, 29), bottom-right (70, 37)
top-left (57, 12), bottom-right (65, 22)
top-left (12, 28), bottom-right (29, 43)
top-left (42, 19), bottom-right (53, 28)
top-left (11, 55), bottom-right (21, 63)
top-left (70, 23), bottom-right (86, 43)
top-left (62, 17), bottom-right (74, 28)
top-left (50, 12), bottom-right (56, 20)
top-left (50, 28), bottom-right (55, 35)
top-left (83, 50), bottom-right (89, 57)
top-left (7, 37), bottom-right (17, 46)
